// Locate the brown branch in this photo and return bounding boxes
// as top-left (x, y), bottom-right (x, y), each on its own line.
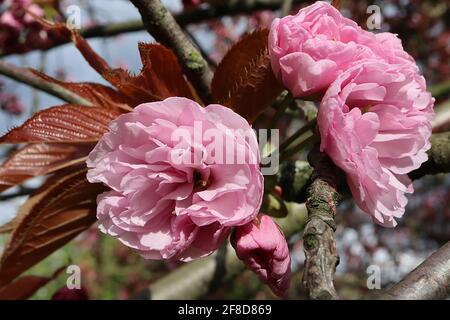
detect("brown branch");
top-left (129, 0), bottom-right (214, 103)
top-left (381, 241), bottom-right (450, 300)
top-left (331, 0), bottom-right (342, 10)
top-left (0, 60), bottom-right (92, 106)
top-left (302, 145), bottom-right (340, 300)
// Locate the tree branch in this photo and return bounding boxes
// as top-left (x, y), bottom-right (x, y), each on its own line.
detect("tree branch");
top-left (302, 145), bottom-right (340, 300)
top-left (431, 79), bottom-right (450, 99)
top-left (136, 202), bottom-right (308, 300)
top-left (381, 241), bottom-right (450, 300)
top-left (0, 60), bottom-right (92, 106)
top-left (129, 0), bottom-right (214, 102)
top-left (409, 132), bottom-right (450, 180)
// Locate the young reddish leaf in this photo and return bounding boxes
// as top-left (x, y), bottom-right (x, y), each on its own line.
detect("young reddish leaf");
top-left (35, 20), bottom-right (112, 77)
top-left (0, 166), bottom-right (87, 233)
top-left (0, 266), bottom-right (65, 300)
top-left (103, 68), bottom-right (162, 105)
top-left (43, 20), bottom-right (199, 106)
top-left (0, 143), bottom-right (93, 192)
top-left (0, 168), bottom-right (106, 287)
top-left (70, 30), bottom-right (112, 77)
top-left (30, 70), bottom-right (131, 111)
top-left (211, 29), bottom-right (283, 123)
top-left (103, 43), bottom-right (199, 105)
top-left (0, 104), bottom-right (120, 144)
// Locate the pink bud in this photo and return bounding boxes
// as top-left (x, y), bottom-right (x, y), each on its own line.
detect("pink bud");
top-left (232, 214), bottom-right (291, 297)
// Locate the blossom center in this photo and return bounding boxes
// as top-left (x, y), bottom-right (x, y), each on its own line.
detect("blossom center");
top-left (193, 171), bottom-right (209, 191)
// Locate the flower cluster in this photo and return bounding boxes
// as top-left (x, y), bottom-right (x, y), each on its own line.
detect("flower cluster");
top-left (0, 0), bottom-right (60, 54)
top-left (269, 1), bottom-right (434, 227)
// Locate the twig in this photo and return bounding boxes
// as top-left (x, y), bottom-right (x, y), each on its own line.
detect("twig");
top-left (263, 117), bottom-right (317, 165)
top-left (381, 241), bottom-right (450, 300)
top-left (30, 52), bottom-right (47, 114)
top-left (280, 133), bottom-right (319, 162)
top-left (302, 145), bottom-right (340, 300)
top-left (278, 118), bottom-right (317, 153)
top-left (129, 0), bottom-right (214, 102)
top-left (269, 92), bottom-right (294, 129)
top-left (0, 60), bottom-right (92, 106)
top-left (431, 80), bottom-right (450, 99)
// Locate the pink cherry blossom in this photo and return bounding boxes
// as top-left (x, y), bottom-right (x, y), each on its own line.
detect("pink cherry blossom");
top-left (318, 62), bottom-right (434, 227)
top-left (87, 97), bottom-right (264, 261)
top-left (269, 1), bottom-right (416, 97)
top-left (232, 214), bottom-right (291, 297)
